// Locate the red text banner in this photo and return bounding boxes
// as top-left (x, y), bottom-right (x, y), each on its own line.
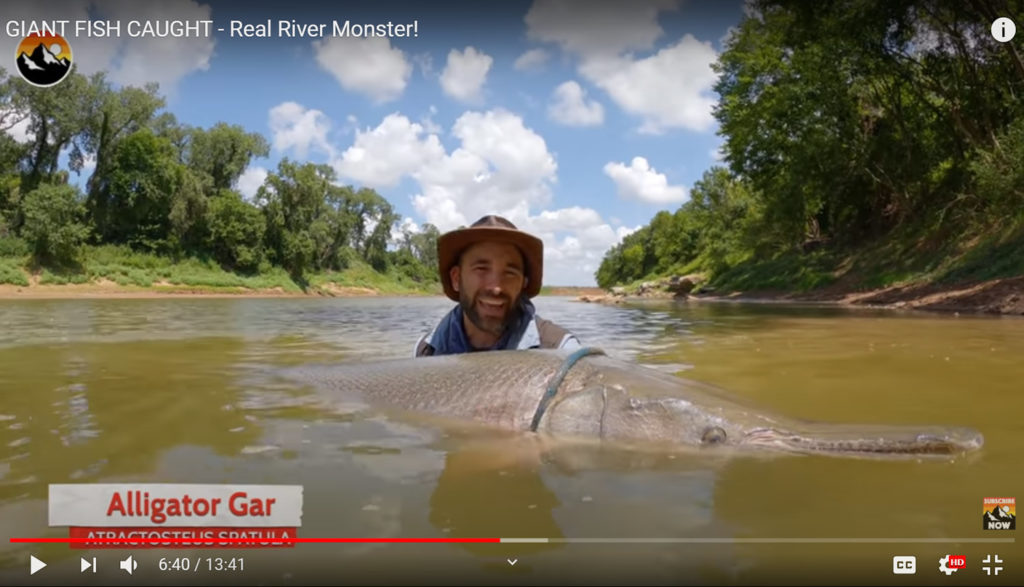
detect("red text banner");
top-left (68, 526), bottom-right (298, 548)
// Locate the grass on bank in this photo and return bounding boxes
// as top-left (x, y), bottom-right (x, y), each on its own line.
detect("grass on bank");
top-left (0, 243), bottom-right (442, 295)
top-left (614, 212), bottom-right (1024, 296)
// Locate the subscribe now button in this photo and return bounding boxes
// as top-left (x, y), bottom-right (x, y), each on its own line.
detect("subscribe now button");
top-left (893, 556), bottom-right (917, 574)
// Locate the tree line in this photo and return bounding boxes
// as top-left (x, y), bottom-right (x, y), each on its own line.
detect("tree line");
top-left (0, 68), bottom-right (440, 283)
top-left (597, 1), bottom-right (1024, 289)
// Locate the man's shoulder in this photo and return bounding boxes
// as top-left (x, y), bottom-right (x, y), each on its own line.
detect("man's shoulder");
top-left (414, 333), bottom-right (435, 357)
top-left (533, 315), bottom-right (580, 349)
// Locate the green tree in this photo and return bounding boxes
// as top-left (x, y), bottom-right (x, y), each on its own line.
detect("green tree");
top-left (80, 76), bottom-right (165, 233)
top-left (205, 189), bottom-right (266, 271)
top-left (21, 183), bottom-right (90, 265)
top-left (89, 129), bottom-right (185, 252)
top-left (409, 223), bottom-right (440, 268)
top-left (184, 123), bottom-right (269, 192)
top-left (5, 72), bottom-right (95, 192)
top-left (259, 159), bottom-right (337, 277)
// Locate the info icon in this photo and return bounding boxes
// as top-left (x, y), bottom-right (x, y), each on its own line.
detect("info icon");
top-left (14, 33), bottom-right (73, 87)
top-left (992, 17), bottom-right (1016, 43)
top-left (892, 555), bottom-right (916, 575)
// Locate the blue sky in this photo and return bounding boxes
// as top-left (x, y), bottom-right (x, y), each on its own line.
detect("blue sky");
top-left (3, 0), bottom-right (747, 286)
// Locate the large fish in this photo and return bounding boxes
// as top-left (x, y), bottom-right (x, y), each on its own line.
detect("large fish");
top-left (284, 348), bottom-right (983, 459)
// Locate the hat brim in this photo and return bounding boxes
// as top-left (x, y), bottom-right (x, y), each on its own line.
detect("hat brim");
top-left (437, 227), bottom-right (543, 301)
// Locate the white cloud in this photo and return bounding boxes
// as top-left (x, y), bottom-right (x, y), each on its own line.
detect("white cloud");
top-left (100, 1), bottom-right (215, 94)
top-left (332, 113), bottom-right (445, 188)
top-left (79, 152), bottom-right (97, 172)
top-left (412, 52), bottom-right (434, 78)
top-left (391, 216), bottom-right (420, 245)
top-left (268, 102), bottom-right (334, 158)
top-left (409, 109), bottom-right (558, 231)
top-left (548, 81), bottom-right (604, 126)
top-left (604, 156), bottom-right (688, 204)
top-left (0, 0), bottom-right (214, 95)
top-left (524, 0), bottom-right (680, 60)
top-left (235, 166), bottom-right (268, 201)
top-left (1, 110), bottom-right (33, 143)
top-left (580, 36), bottom-right (718, 134)
top-left (420, 105), bottom-right (443, 135)
top-left (521, 207), bottom-right (641, 285)
top-left (324, 107), bottom-right (635, 285)
top-left (523, 0), bottom-right (719, 134)
top-left (439, 47), bottom-right (493, 103)
top-left (313, 36), bottom-right (412, 103)
top-left (514, 48), bottom-right (550, 71)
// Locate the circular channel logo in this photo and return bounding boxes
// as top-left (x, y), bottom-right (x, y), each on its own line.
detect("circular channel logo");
top-left (15, 33), bottom-right (73, 88)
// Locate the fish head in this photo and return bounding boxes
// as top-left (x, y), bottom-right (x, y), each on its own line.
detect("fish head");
top-left (596, 384), bottom-right (760, 450)
top-left (556, 357), bottom-right (985, 459)
top-left (600, 388), bottom-right (985, 458)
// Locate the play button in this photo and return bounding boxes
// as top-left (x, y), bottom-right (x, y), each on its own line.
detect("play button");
top-left (30, 556), bottom-right (46, 575)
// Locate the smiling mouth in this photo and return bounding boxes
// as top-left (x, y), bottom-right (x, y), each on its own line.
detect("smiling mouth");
top-left (478, 299), bottom-right (506, 314)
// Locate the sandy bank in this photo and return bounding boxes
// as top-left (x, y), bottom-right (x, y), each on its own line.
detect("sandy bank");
top-left (577, 276), bottom-right (1024, 316)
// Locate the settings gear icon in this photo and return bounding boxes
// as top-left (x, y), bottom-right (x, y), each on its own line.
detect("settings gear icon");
top-left (939, 555), bottom-right (959, 575)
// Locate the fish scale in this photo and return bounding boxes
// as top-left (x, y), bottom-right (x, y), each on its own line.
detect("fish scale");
top-left (293, 350), bottom-right (591, 431)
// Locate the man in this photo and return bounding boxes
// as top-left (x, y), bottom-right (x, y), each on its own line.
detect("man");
top-left (414, 215), bottom-right (581, 356)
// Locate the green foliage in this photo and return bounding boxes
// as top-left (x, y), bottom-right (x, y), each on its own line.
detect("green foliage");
top-left (21, 183), bottom-right (90, 266)
top-left (184, 123), bottom-right (270, 191)
top-left (0, 70), bottom-right (437, 293)
top-left (258, 160), bottom-right (404, 278)
top-left (0, 257), bottom-right (28, 286)
top-left (89, 129), bottom-right (183, 251)
top-left (0, 236), bottom-right (29, 257)
top-left (971, 117), bottom-right (1024, 209)
top-left (205, 190), bottom-right (266, 272)
top-left (597, 1), bottom-right (1024, 294)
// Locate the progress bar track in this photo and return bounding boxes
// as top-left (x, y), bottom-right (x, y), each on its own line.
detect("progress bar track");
top-left (501, 538), bottom-right (1016, 544)
top-left (10, 537), bottom-right (1016, 545)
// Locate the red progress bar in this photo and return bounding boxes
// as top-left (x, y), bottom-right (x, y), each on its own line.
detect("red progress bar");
top-left (10, 537), bottom-right (501, 544)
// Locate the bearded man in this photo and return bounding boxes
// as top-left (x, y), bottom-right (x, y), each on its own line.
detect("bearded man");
top-left (414, 215), bottom-right (581, 356)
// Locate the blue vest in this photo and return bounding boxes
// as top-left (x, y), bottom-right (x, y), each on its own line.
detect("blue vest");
top-left (414, 300), bottom-right (579, 357)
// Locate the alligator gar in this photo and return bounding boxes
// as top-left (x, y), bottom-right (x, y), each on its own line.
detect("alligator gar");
top-left (284, 348), bottom-right (983, 459)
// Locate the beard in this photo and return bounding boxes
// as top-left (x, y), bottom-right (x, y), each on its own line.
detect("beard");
top-left (460, 286), bottom-right (520, 338)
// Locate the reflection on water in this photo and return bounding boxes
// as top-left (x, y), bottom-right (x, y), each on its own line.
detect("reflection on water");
top-left (0, 296), bottom-right (1021, 585)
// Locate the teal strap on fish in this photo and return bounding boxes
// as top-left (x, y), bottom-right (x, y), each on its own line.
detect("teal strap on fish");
top-left (530, 347), bottom-right (605, 432)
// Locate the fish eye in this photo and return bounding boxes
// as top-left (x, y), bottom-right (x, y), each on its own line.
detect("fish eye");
top-left (701, 426), bottom-right (727, 445)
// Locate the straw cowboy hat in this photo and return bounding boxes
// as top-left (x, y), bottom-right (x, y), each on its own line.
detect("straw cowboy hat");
top-left (437, 215), bottom-right (543, 302)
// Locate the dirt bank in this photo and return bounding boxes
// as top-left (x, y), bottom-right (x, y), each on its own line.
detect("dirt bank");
top-left (718, 275), bottom-right (1024, 315)
top-left (0, 282), bottom-right (602, 300)
top-left (0, 282), bottom-right (370, 299)
top-left (577, 276), bottom-right (1024, 316)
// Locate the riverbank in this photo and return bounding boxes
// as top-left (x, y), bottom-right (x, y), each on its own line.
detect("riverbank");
top-left (0, 278), bottom-right (605, 300)
top-left (0, 247), bottom-right (440, 299)
top-left (704, 275), bottom-right (1024, 315)
top-left (578, 275), bottom-right (1024, 316)
top-left (0, 245), bottom-right (610, 300)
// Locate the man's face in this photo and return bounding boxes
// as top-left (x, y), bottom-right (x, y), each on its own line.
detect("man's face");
top-left (451, 241), bottom-right (527, 337)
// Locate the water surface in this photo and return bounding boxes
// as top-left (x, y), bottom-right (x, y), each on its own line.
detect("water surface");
top-left (0, 296), bottom-right (1020, 585)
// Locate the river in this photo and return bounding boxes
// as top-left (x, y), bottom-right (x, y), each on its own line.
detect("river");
top-left (0, 296), bottom-right (1020, 585)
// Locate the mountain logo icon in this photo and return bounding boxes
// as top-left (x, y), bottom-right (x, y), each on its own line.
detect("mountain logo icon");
top-left (983, 497), bottom-right (1015, 530)
top-left (15, 33), bottom-right (73, 88)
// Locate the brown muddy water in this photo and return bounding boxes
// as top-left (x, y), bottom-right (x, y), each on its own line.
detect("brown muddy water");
top-left (0, 296), bottom-right (1020, 586)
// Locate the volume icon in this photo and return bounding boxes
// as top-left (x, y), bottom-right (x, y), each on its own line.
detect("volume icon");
top-left (119, 555), bottom-right (138, 575)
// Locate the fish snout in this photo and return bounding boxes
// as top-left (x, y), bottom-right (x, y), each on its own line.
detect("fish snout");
top-left (738, 425), bottom-right (986, 457)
